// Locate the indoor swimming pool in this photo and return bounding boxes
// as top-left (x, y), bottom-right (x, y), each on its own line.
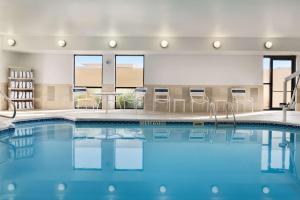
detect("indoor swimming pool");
top-left (0, 119), bottom-right (299, 200)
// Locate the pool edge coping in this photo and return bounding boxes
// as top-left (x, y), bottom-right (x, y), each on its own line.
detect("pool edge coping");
top-left (1, 116), bottom-right (300, 134)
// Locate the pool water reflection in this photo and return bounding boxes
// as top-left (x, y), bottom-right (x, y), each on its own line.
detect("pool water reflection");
top-left (0, 120), bottom-right (299, 200)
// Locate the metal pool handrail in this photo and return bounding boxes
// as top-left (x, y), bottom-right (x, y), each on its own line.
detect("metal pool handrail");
top-left (226, 102), bottom-right (236, 126)
top-left (209, 102), bottom-right (218, 126)
top-left (282, 69), bottom-right (300, 122)
top-left (0, 91), bottom-right (16, 119)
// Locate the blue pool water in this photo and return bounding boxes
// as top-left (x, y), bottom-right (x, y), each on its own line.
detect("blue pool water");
top-left (0, 120), bottom-right (300, 200)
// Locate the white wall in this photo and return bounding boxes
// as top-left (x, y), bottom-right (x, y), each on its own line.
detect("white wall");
top-left (3, 42), bottom-right (65, 85)
top-left (0, 50), bottom-right (4, 83)
top-left (16, 53), bottom-right (115, 85)
top-left (18, 53), bottom-right (73, 84)
top-left (0, 37), bottom-right (3, 83)
top-left (145, 55), bottom-right (263, 85)
top-left (1, 52), bottom-right (264, 87)
top-left (0, 50), bottom-right (24, 83)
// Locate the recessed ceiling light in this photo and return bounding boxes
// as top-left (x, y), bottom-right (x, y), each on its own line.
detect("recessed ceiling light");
top-left (7, 183), bottom-right (16, 192)
top-left (108, 185), bottom-right (116, 193)
top-left (7, 39), bottom-right (16, 46)
top-left (57, 183), bottom-right (66, 192)
top-left (108, 40), bottom-right (117, 48)
top-left (213, 41), bottom-right (222, 49)
top-left (262, 186), bottom-right (270, 194)
top-left (160, 40), bottom-right (169, 48)
top-left (264, 41), bottom-right (273, 49)
top-left (211, 185), bottom-right (219, 194)
top-left (57, 40), bottom-right (67, 47)
top-left (159, 185), bottom-right (167, 193)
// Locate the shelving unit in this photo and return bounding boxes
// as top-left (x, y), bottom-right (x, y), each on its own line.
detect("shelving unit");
top-left (8, 67), bottom-right (34, 110)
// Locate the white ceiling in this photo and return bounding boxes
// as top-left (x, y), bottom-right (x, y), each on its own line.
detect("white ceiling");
top-left (0, 0), bottom-right (299, 37)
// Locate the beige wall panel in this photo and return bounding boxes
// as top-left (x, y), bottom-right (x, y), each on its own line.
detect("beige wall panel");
top-left (0, 83), bottom-right (8, 110)
top-left (102, 84), bottom-right (115, 109)
top-left (102, 84), bottom-right (115, 92)
top-left (35, 84), bottom-right (73, 110)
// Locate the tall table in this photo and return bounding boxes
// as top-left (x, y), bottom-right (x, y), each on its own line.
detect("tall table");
top-left (94, 92), bottom-right (122, 114)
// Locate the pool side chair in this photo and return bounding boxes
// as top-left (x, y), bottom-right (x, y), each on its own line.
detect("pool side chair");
top-left (133, 87), bottom-right (147, 110)
top-left (73, 87), bottom-right (98, 109)
top-left (153, 88), bottom-right (171, 112)
top-left (230, 88), bottom-right (254, 113)
top-left (190, 88), bottom-right (210, 112)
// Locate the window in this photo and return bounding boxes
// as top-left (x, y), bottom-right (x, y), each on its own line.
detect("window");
top-left (74, 55), bottom-right (103, 109)
top-left (115, 55), bottom-right (144, 109)
top-left (261, 131), bottom-right (291, 172)
top-left (263, 56), bottom-right (296, 110)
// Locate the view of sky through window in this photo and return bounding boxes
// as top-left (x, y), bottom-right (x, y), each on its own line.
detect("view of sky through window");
top-left (75, 56), bottom-right (102, 67)
top-left (116, 56), bottom-right (144, 68)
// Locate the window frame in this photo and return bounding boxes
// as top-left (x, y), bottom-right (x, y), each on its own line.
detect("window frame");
top-left (115, 55), bottom-right (145, 109)
top-left (115, 55), bottom-right (145, 89)
top-left (73, 54), bottom-right (103, 108)
top-left (263, 55), bottom-right (296, 110)
top-left (73, 54), bottom-right (104, 88)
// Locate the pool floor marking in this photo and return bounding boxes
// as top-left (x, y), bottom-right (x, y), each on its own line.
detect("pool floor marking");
top-left (140, 121), bottom-right (167, 126)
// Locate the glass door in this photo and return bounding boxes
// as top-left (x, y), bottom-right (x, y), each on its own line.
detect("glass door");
top-left (263, 56), bottom-right (296, 110)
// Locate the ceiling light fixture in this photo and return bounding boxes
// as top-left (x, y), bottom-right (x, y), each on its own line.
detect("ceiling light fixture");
top-left (159, 185), bottom-right (167, 193)
top-left (108, 185), bottom-right (116, 193)
top-left (57, 40), bottom-right (67, 47)
top-left (57, 183), bottom-right (67, 192)
top-left (211, 185), bottom-right (219, 194)
top-left (7, 183), bottom-right (16, 192)
top-left (7, 39), bottom-right (16, 46)
top-left (213, 41), bottom-right (222, 49)
top-left (160, 40), bottom-right (169, 48)
top-left (264, 41), bottom-right (273, 49)
top-left (108, 40), bottom-right (117, 48)
top-left (262, 186), bottom-right (270, 194)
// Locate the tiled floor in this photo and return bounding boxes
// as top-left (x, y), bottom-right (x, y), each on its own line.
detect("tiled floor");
top-left (0, 109), bottom-right (300, 130)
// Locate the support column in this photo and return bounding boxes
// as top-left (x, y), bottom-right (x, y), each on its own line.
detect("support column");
top-left (102, 54), bottom-right (116, 110)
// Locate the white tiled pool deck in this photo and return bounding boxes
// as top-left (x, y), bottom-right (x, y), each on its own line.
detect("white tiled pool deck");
top-left (1, 109), bottom-right (300, 131)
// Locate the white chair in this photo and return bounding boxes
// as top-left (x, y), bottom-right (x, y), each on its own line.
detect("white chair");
top-left (73, 87), bottom-right (98, 109)
top-left (190, 88), bottom-right (209, 112)
top-left (123, 87), bottom-right (147, 110)
top-left (134, 87), bottom-right (147, 110)
top-left (230, 88), bottom-right (254, 113)
top-left (153, 88), bottom-right (171, 112)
